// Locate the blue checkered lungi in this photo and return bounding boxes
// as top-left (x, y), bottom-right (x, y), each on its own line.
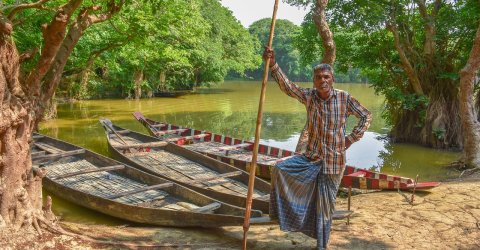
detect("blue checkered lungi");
top-left (270, 155), bottom-right (344, 249)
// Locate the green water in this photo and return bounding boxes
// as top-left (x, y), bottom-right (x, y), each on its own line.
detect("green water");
top-left (39, 81), bottom-right (460, 224)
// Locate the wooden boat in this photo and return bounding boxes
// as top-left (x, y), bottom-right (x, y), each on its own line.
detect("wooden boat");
top-left (133, 112), bottom-right (441, 191)
top-left (154, 90), bottom-right (189, 98)
top-left (99, 119), bottom-right (272, 214)
top-left (31, 134), bottom-right (267, 227)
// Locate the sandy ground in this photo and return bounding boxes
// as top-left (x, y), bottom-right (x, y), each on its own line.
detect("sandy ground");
top-left (2, 175), bottom-right (479, 249)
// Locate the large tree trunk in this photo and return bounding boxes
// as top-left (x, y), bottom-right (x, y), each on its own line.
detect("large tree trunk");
top-left (0, 0), bottom-right (124, 234)
top-left (459, 23), bottom-right (480, 168)
top-left (0, 20), bottom-right (53, 233)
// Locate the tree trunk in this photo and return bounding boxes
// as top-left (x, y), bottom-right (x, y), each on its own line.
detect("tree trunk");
top-left (134, 69), bottom-right (143, 100)
top-left (459, 23), bottom-right (480, 168)
top-left (0, 0), bottom-right (124, 233)
top-left (0, 24), bottom-right (52, 232)
top-left (313, 0), bottom-right (336, 65)
top-left (159, 71), bottom-right (166, 92)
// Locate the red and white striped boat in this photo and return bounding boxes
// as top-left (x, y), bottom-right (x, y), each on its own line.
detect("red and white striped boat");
top-left (133, 112), bottom-right (440, 191)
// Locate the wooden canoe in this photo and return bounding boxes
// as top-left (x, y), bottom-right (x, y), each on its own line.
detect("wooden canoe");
top-left (99, 119), bottom-right (272, 214)
top-left (32, 133), bottom-right (267, 227)
top-left (133, 112), bottom-right (441, 191)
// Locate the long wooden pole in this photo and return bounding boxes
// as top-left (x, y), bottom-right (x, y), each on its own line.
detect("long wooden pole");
top-left (242, 1), bottom-right (279, 249)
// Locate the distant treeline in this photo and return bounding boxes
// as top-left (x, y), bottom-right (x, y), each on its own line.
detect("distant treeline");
top-left (227, 18), bottom-right (368, 83)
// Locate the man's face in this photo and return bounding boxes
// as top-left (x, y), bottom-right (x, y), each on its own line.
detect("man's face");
top-left (313, 69), bottom-right (334, 96)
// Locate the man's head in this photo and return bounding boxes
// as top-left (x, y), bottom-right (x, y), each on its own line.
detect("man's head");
top-left (313, 64), bottom-right (334, 98)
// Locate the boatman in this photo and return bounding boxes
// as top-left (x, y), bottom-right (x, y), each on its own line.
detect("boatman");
top-left (263, 47), bottom-right (372, 249)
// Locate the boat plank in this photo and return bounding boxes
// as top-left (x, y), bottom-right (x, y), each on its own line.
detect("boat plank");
top-left (107, 182), bottom-right (173, 200)
top-left (53, 165), bottom-right (125, 180)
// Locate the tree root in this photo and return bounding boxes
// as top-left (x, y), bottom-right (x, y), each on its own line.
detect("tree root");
top-left (459, 167), bottom-right (480, 178)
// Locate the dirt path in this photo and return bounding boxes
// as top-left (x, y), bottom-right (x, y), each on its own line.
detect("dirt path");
top-left (2, 178), bottom-right (479, 249)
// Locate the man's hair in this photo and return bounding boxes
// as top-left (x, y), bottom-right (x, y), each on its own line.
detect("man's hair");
top-left (313, 63), bottom-right (334, 75)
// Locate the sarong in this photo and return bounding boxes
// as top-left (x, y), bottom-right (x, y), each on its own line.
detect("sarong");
top-left (270, 155), bottom-right (344, 249)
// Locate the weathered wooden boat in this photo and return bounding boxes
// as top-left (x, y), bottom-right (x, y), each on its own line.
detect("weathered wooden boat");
top-left (31, 134), bottom-right (267, 227)
top-left (99, 119), bottom-right (272, 214)
top-left (133, 112), bottom-right (441, 191)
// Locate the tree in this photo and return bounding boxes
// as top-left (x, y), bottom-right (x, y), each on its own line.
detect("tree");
top-left (247, 18), bottom-right (310, 81)
top-left (191, 0), bottom-right (260, 87)
top-left (0, 0), bottom-right (123, 233)
top-left (293, 0), bottom-right (480, 149)
top-left (459, 22), bottom-right (480, 169)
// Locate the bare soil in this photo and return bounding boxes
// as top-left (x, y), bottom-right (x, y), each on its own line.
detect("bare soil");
top-left (1, 175), bottom-right (479, 249)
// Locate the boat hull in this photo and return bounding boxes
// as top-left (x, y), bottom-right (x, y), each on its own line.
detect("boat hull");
top-left (100, 121), bottom-right (271, 214)
top-left (33, 134), bottom-right (263, 227)
top-left (133, 112), bottom-right (441, 191)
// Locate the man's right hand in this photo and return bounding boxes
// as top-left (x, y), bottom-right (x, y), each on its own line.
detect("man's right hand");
top-left (262, 46), bottom-right (276, 67)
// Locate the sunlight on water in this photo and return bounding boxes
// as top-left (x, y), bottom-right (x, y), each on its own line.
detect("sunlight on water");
top-left (39, 81), bottom-right (459, 223)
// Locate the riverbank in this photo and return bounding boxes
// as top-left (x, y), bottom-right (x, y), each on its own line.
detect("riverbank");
top-left (2, 174), bottom-right (479, 249)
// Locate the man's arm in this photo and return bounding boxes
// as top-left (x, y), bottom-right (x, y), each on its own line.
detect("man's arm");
top-left (263, 47), bottom-right (308, 104)
top-left (346, 95), bottom-right (372, 148)
top-left (270, 64), bottom-right (308, 104)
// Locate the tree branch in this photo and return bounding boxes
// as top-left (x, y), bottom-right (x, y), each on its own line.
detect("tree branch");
top-left (19, 47), bottom-right (39, 63)
top-left (415, 0), bottom-right (441, 68)
top-left (313, 0), bottom-right (336, 65)
top-left (0, 14), bottom-right (13, 36)
top-left (6, 0), bottom-right (51, 20)
top-left (38, 0), bottom-right (124, 114)
top-left (26, 0), bottom-right (83, 97)
top-left (386, 21), bottom-right (424, 95)
top-left (459, 22), bottom-right (480, 167)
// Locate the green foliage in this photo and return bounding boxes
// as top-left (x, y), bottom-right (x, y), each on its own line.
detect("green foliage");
top-left (292, 0), bottom-right (480, 132)
top-left (246, 18), bottom-right (310, 81)
top-left (10, 0), bottom-right (260, 99)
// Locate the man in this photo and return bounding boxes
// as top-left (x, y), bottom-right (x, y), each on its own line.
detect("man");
top-left (263, 47), bottom-right (372, 249)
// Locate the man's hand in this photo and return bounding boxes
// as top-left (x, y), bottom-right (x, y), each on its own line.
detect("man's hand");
top-left (345, 137), bottom-right (353, 150)
top-left (263, 46), bottom-right (276, 67)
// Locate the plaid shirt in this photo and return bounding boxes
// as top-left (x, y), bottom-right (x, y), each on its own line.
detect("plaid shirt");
top-left (271, 63), bottom-right (372, 174)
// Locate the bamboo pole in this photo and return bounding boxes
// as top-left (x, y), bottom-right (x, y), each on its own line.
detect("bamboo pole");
top-left (242, 1), bottom-right (279, 249)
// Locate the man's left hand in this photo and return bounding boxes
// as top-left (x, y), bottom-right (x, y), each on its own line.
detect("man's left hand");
top-left (345, 137), bottom-right (353, 149)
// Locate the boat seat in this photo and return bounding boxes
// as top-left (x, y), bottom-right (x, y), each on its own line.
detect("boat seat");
top-left (114, 141), bottom-right (168, 149)
top-left (150, 123), bottom-right (166, 128)
top-left (217, 143), bottom-right (252, 156)
top-left (32, 149), bottom-right (85, 162)
top-left (168, 133), bottom-right (210, 142)
top-left (34, 142), bottom-right (63, 154)
top-left (192, 202), bottom-right (221, 213)
top-left (262, 155), bottom-right (296, 165)
top-left (115, 129), bottom-right (131, 135)
top-left (154, 128), bottom-right (189, 136)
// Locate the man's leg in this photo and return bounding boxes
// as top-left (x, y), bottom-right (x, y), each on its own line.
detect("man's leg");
top-left (270, 155), bottom-right (321, 232)
top-left (316, 170), bottom-right (344, 249)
